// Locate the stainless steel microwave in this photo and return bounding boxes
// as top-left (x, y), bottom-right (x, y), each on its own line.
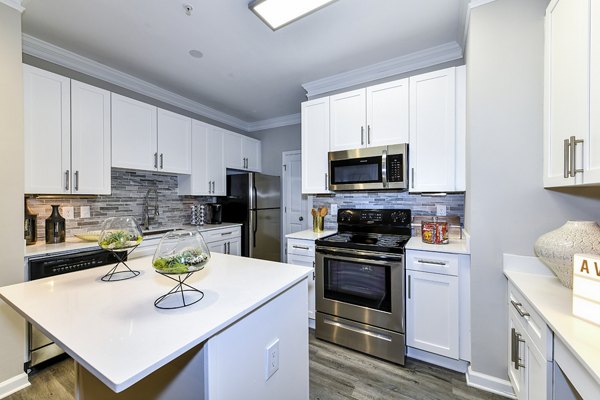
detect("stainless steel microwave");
top-left (328, 144), bottom-right (408, 191)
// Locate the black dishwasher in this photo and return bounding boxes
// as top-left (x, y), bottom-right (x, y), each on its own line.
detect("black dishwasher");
top-left (26, 249), bottom-right (124, 372)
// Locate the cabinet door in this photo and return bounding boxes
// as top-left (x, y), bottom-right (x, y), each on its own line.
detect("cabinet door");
top-left (242, 136), bottom-right (261, 172)
top-left (111, 93), bottom-right (158, 171)
top-left (70, 80), bottom-right (111, 195)
top-left (544, 0), bottom-right (589, 187)
top-left (207, 126), bottom-right (226, 195)
top-left (301, 98), bottom-right (331, 194)
top-left (330, 89), bottom-right (366, 151)
top-left (587, 1), bottom-right (600, 184)
top-left (223, 131), bottom-right (243, 169)
top-left (406, 270), bottom-right (459, 359)
top-left (409, 67), bottom-right (457, 192)
top-left (207, 239), bottom-right (226, 254)
top-left (179, 121), bottom-right (210, 195)
top-left (23, 65), bottom-right (71, 194)
top-left (287, 253), bottom-right (315, 319)
top-left (157, 109), bottom-right (191, 174)
top-left (366, 79), bottom-right (409, 147)
top-left (227, 238), bottom-right (241, 256)
top-left (508, 311), bottom-right (528, 400)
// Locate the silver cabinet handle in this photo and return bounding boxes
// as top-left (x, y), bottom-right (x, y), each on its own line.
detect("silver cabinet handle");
top-left (160, 153), bottom-right (164, 170)
top-left (65, 170), bottom-right (70, 191)
top-left (510, 300), bottom-right (530, 318)
top-left (325, 173), bottom-right (328, 190)
top-left (510, 328), bottom-right (517, 364)
top-left (154, 153), bottom-right (158, 169)
top-left (515, 332), bottom-right (525, 370)
top-left (292, 245), bottom-right (309, 250)
top-left (208, 180), bottom-right (212, 194)
top-left (74, 170), bottom-right (79, 191)
top-left (221, 231), bottom-right (233, 236)
top-left (367, 125), bottom-right (371, 145)
top-left (407, 274), bottom-right (411, 299)
top-left (564, 138), bottom-right (571, 178)
top-left (227, 242), bottom-right (231, 254)
top-left (569, 136), bottom-right (584, 177)
top-left (361, 126), bottom-right (364, 145)
top-left (411, 168), bottom-right (415, 189)
top-left (416, 259), bottom-right (447, 266)
top-left (224, 243), bottom-right (227, 253)
top-left (212, 181), bottom-right (215, 193)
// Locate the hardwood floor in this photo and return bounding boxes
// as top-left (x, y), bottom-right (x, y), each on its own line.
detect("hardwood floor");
top-left (6, 332), bottom-right (506, 400)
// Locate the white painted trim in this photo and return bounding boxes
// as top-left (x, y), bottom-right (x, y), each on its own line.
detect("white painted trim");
top-left (0, 373), bottom-right (29, 399)
top-left (301, 41), bottom-right (463, 97)
top-left (469, 0), bottom-right (498, 8)
top-left (462, 0), bottom-right (499, 51)
top-left (247, 113), bottom-right (300, 132)
top-left (21, 34), bottom-right (294, 132)
top-left (0, 0), bottom-right (24, 13)
top-left (406, 347), bottom-right (469, 373)
top-left (466, 366), bottom-right (516, 399)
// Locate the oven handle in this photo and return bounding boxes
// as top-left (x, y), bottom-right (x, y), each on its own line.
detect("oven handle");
top-left (316, 246), bottom-right (404, 262)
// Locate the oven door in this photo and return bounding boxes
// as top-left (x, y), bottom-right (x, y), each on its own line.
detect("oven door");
top-left (315, 247), bottom-right (404, 333)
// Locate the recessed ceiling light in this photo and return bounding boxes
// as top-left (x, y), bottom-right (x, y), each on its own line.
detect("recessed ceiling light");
top-left (249, 0), bottom-right (337, 31)
top-left (189, 49), bottom-right (204, 58)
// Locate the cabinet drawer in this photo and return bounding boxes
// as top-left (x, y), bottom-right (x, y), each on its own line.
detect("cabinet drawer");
top-left (287, 239), bottom-right (315, 257)
top-left (508, 282), bottom-right (552, 360)
top-left (201, 226), bottom-right (241, 243)
top-left (405, 250), bottom-right (459, 276)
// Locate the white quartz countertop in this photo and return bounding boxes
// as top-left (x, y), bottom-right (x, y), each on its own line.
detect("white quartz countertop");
top-left (0, 253), bottom-right (310, 392)
top-left (504, 255), bottom-right (600, 387)
top-left (285, 229), bottom-right (336, 241)
top-left (405, 231), bottom-right (470, 255)
top-left (25, 223), bottom-right (242, 258)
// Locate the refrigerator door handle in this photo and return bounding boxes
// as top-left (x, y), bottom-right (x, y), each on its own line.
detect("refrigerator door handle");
top-left (252, 210), bottom-right (258, 248)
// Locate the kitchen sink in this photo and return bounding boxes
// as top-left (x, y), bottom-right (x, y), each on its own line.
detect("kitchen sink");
top-left (142, 227), bottom-right (184, 237)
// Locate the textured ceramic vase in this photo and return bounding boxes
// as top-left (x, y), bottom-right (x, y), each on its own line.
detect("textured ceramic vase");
top-left (534, 221), bottom-right (600, 288)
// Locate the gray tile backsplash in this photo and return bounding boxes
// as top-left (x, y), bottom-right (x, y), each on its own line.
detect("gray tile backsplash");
top-left (27, 169), bottom-right (215, 241)
top-left (311, 192), bottom-right (465, 231)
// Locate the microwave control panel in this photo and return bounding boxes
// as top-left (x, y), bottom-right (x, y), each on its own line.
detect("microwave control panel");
top-left (387, 154), bottom-right (404, 182)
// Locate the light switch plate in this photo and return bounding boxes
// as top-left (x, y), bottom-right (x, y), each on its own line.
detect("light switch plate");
top-left (80, 206), bottom-right (91, 219)
top-left (265, 339), bottom-right (279, 381)
top-left (436, 205), bottom-right (447, 216)
top-left (63, 206), bottom-right (74, 220)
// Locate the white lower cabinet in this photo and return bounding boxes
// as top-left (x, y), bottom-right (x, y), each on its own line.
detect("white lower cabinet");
top-left (405, 249), bottom-right (470, 365)
top-left (507, 283), bottom-right (552, 400)
top-left (286, 238), bottom-right (316, 321)
top-left (203, 226), bottom-right (241, 256)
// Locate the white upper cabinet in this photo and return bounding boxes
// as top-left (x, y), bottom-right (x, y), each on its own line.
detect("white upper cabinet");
top-left (157, 108), bottom-right (191, 174)
top-left (366, 79), bottom-right (409, 147)
top-left (301, 97), bottom-right (331, 194)
top-left (409, 66), bottom-right (464, 193)
top-left (70, 80), bottom-right (111, 194)
top-left (223, 131), bottom-right (261, 172)
top-left (111, 93), bottom-right (158, 171)
top-left (544, 0), bottom-right (600, 187)
top-left (179, 121), bottom-right (225, 196)
top-left (24, 65), bottom-right (110, 195)
top-left (329, 89), bottom-right (366, 151)
top-left (329, 79), bottom-right (409, 152)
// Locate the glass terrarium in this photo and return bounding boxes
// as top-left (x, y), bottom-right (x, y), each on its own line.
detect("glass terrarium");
top-left (98, 216), bottom-right (143, 282)
top-left (152, 229), bottom-right (210, 309)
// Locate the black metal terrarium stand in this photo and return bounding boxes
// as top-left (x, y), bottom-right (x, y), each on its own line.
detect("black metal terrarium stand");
top-left (98, 217), bottom-right (143, 282)
top-left (152, 229), bottom-right (211, 309)
top-left (101, 246), bottom-right (141, 282)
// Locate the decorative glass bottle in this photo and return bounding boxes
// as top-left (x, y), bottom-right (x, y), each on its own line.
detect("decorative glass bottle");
top-left (45, 205), bottom-right (66, 244)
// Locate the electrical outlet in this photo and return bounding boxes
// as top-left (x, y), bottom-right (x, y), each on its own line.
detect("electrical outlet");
top-left (62, 206), bottom-right (74, 220)
top-left (331, 204), bottom-right (338, 216)
top-left (80, 206), bottom-right (91, 219)
top-left (436, 205), bottom-right (447, 216)
top-left (265, 339), bottom-right (279, 381)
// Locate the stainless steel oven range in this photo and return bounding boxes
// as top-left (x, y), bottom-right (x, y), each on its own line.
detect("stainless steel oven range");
top-left (315, 208), bottom-right (411, 365)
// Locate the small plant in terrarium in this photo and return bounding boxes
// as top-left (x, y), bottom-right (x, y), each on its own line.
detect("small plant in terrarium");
top-left (98, 217), bottom-right (143, 250)
top-left (152, 230), bottom-right (210, 274)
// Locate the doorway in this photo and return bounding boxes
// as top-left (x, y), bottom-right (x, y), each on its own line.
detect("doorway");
top-left (282, 150), bottom-right (308, 261)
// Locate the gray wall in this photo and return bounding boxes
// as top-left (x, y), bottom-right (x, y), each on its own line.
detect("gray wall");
top-left (0, 3), bottom-right (26, 387)
top-left (245, 124), bottom-right (301, 176)
top-left (466, 0), bottom-right (600, 381)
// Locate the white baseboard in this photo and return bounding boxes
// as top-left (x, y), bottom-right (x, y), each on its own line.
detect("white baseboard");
top-left (406, 347), bottom-right (468, 373)
top-left (0, 373), bottom-right (29, 399)
top-left (466, 366), bottom-right (516, 399)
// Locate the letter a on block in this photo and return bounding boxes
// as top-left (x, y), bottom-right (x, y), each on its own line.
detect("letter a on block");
top-left (581, 259), bottom-right (590, 274)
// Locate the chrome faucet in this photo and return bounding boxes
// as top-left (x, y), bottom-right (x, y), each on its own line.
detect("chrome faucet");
top-left (143, 188), bottom-right (159, 230)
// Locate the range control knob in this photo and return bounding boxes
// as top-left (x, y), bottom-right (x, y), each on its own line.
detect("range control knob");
top-left (339, 211), bottom-right (352, 223)
top-left (391, 211), bottom-right (409, 224)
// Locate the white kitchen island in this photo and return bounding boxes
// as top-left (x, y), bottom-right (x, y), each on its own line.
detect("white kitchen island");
top-left (0, 253), bottom-right (311, 400)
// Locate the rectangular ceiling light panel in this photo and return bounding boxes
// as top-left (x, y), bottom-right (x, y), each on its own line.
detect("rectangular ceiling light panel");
top-left (249, 0), bottom-right (337, 30)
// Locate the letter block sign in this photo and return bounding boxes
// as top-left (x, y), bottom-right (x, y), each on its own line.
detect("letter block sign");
top-left (573, 254), bottom-right (600, 325)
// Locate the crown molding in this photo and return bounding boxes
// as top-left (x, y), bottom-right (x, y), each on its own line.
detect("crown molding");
top-left (0, 0), bottom-right (24, 13)
top-left (246, 113), bottom-right (300, 132)
top-left (21, 34), bottom-right (258, 131)
top-left (302, 41), bottom-right (463, 97)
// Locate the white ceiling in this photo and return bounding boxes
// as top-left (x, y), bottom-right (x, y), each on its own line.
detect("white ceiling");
top-left (20, 0), bottom-right (467, 127)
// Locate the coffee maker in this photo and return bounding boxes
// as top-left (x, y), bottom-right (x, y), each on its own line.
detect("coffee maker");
top-left (206, 203), bottom-right (222, 224)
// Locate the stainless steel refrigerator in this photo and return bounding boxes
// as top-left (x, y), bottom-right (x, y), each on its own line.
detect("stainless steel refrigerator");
top-left (220, 173), bottom-right (281, 262)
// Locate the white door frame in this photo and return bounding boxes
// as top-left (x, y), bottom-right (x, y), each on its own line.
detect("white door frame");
top-left (281, 150), bottom-right (308, 261)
